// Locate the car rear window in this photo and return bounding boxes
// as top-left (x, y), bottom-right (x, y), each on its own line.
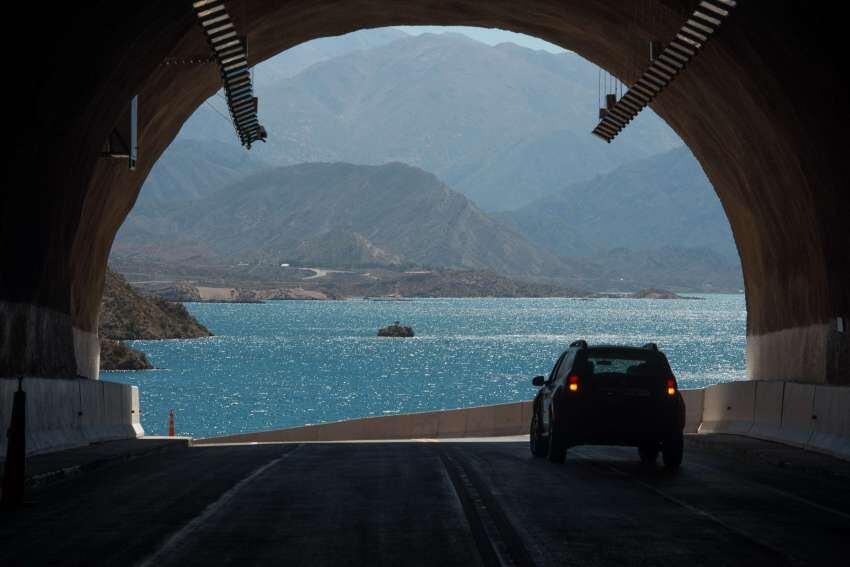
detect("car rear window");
top-left (583, 349), bottom-right (668, 378)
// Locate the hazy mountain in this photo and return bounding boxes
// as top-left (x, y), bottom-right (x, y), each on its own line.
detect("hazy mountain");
top-left (589, 246), bottom-right (742, 292)
top-left (118, 162), bottom-right (569, 277)
top-left (152, 31), bottom-right (682, 210)
top-left (499, 146), bottom-right (743, 291)
top-left (253, 28), bottom-right (409, 85)
top-left (501, 146), bottom-right (738, 261)
top-left (139, 139), bottom-right (268, 204)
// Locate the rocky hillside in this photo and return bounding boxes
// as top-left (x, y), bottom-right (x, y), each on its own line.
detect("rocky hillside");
top-left (116, 162), bottom-right (570, 278)
top-left (128, 268), bottom-right (587, 302)
top-left (99, 339), bottom-right (152, 371)
top-left (293, 269), bottom-right (588, 299)
top-left (100, 270), bottom-right (212, 340)
top-left (99, 270), bottom-right (212, 370)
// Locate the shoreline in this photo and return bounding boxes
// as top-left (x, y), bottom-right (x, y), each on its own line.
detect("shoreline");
top-left (176, 291), bottom-right (741, 304)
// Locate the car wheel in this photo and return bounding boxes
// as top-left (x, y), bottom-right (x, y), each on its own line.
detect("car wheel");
top-left (529, 410), bottom-right (549, 458)
top-left (546, 416), bottom-right (567, 464)
top-left (638, 443), bottom-right (659, 464)
top-left (662, 433), bottom-right (683, 469)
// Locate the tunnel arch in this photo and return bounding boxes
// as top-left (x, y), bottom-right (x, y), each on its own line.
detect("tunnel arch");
top-left (1, 1), bottom-right (847, 384)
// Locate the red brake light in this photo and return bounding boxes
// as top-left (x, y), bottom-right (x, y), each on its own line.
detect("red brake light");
top-left (666, 378), bottom-right (676, 396)
top-left (568, 375), bottom-right (580, 392)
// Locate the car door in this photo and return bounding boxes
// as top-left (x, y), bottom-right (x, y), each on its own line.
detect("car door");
top-left (549, 350), bottom-right (578, 422)
top-left (540, 350), bottom-right (568, 434)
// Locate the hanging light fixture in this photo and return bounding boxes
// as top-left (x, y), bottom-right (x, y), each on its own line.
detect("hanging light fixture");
top-left (192, 0), bottom-right (267, 149)
top-left (592, 0), bottom-right (738, 143)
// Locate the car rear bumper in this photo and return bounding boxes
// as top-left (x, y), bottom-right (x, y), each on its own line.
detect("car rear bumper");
top-left (558, 431), bottom-right (677, 447)
top-left (552, 396), bottom-right (684, 446)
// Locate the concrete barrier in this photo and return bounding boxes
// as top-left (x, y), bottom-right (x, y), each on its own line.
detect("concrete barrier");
top-left (24, 378), bottom-right (87, 455)
top-left (466, 402), bottom-right (526, 437)
top-left (687, 380), bottom-right (850, 461)
top-left (698, 381), bottom-right (756, 435)
top-left (0, 377), bottom-right (143, 460)
top-left (807, 385), bottom-right (850, 459)
top-left (87, 381), bottom-right (142, 443)
top-left (130, 385), bottom-right (144, 438)
top-left (520, 400), bottom-right (533, 431)
top-left (189, 379), bottom-right (850, 464)
top-left (198, 401), bottom-right (532, 445)
top-left (6, 375), bottom-right (843, 464)
top-left (748, 381), bottom-right (785, 441)
top-left (680, 389), bottom-right (704, 433)
top-left (775, 382), bottom-right (817, 447)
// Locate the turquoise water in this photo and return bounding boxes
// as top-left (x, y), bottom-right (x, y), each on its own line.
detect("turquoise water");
top-left (105, 295), bottom-right (746, 438)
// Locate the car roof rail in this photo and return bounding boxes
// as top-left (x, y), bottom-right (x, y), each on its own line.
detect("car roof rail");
top-left (570, 340), bottom-right (588, 349)
top-left (642, 342), bottom-right (658, 351)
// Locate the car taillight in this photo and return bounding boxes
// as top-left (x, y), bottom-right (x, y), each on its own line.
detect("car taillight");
top-left (666, 378), bottom-right (677, 396)
top-left (568, 375), bottom-right (580, 392)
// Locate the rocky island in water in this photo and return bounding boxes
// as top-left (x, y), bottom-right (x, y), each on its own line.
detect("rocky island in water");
top-left (627, 288), bottom-right (702, 300)
top-left (378, 322), bottom-right (415, 337)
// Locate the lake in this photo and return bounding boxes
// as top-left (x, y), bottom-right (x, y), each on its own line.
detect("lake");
top-left (105, 295), bottom-right (746, 438)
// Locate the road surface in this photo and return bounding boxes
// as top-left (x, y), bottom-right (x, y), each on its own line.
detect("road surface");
top-left (1, 437), bottom-right (848, 565)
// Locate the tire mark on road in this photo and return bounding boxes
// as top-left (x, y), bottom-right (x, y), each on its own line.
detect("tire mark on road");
top-left (437, 446), bottom-right (535, 567)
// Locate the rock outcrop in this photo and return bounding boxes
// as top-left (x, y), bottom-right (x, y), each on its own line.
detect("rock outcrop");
top-left (99, 270), bottom-right (212, 370)
top-left (99, 271), bottom-right (212, 340)
top-left (628, 288), bottom-right (688, 300)
top-left (99, 339), bottom-right (153, 371)
top-left (378, 322), bottom-right (415, 337)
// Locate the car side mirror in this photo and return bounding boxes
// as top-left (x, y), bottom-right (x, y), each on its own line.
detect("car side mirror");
top-left (532, 375), bottom-right (545, 387)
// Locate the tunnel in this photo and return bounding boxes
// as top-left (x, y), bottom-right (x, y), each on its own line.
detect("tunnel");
top-left (0, 0), bottom-right (848, 386)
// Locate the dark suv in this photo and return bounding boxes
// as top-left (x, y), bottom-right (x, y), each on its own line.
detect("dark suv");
top-left (529, 340), bottom-right (685, 468)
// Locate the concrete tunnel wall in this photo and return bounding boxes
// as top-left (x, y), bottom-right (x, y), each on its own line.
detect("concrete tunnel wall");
top-left (0, 1), bottom-right (848, 384)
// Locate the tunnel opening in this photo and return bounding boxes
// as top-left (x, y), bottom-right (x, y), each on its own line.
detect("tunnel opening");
top-left (1, 0), bottom-right (848, 390)
top-left (98, 23), bottom-right (748, 438)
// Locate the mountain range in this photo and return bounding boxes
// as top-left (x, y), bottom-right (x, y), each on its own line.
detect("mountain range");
top-left (140, 139), bottom-right (269, 203)
top-left (119, 28), bottom-right (742, 292)
top-left (156, 30), bottom-right (681, 210)
top-left (118, 162), bottom-right (567, 278)
top-left (501, 146), bottom-right (739, 263)
top-left (116, 157), bottom-right (742, 291)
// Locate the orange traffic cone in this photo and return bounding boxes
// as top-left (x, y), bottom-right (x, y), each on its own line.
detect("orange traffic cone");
top-left (168, 410), bottom-right (175, 437)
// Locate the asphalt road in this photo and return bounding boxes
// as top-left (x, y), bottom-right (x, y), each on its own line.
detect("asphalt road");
top-left (1, 437), bottom-right (849, 566)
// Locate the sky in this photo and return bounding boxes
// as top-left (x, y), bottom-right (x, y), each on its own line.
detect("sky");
top-left (393, 26), bottom-right (567, 53)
